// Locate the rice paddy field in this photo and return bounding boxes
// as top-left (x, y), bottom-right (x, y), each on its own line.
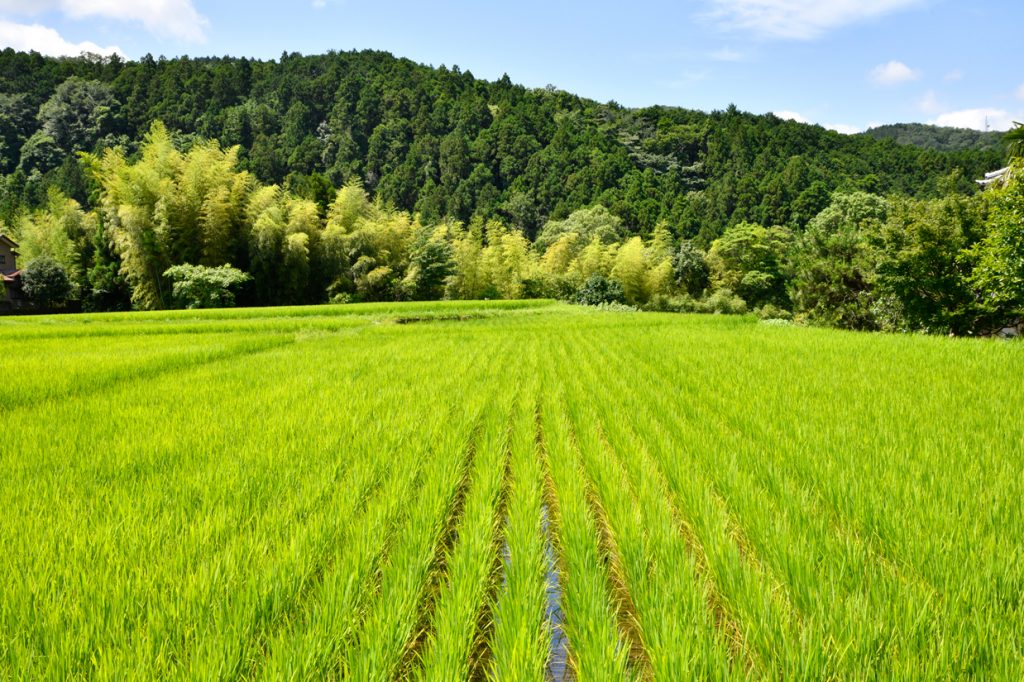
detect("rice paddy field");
top-left (2, 300), bottom-right (1023, 680)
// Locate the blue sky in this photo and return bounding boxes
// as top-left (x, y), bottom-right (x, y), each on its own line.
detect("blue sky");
top-left (1, 0), bottom-right (1021, 133)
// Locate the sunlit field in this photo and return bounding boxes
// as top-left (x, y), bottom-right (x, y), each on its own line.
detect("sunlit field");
top-left (2, 301), bottom-right (1022, 680)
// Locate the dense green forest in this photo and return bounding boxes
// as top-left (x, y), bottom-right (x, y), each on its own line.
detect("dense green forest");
top-left (863, 123), bottom-right (1006, 152)
top-left (1, 48), bottom-right (1021, 335)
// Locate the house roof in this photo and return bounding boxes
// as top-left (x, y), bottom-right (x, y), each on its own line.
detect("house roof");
top-left (0, 234), bottom-right (18, 249)
top-left (977, 167), bottom-right (1011, 187)
top-left (1, 270), bottom-right (22, 283)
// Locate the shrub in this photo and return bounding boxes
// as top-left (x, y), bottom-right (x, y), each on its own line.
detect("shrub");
top-left (703, 288), bottom-right (748, 315)
top-left (755, 303), bottom-right (793, 321)
top-left (163, 264), bottom-right (251, 309)
top-left (21, 256), bottom-right (72, 309)
top-left (575, 275), bottom-right (625, 306)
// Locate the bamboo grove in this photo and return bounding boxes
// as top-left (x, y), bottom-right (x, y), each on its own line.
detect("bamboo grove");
top-left (3, 119), bottom-right (1024, 335)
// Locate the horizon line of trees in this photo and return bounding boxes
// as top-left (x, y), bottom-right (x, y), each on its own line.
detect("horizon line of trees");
top-left (0, 49), bottom-right (1004, 252)
top-left (3, 121), bottom-right (1023, 336)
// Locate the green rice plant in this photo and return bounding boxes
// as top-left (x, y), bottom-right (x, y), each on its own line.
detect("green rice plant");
top-left (341, 398), bottom-right (490, 680)
top-left (414, 382), bottom-right (518, 679)
top-left (536, 370), bottom-right (634, 680)
top-left (553, 333), bottom-right (736, 680)
top-left (486, 382), bottom-right (551, 682)
top-left (2, 302), bottom-right (1023, 680)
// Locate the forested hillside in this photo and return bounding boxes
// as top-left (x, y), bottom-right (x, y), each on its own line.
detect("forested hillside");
top-left (863, 123), bottom-right (1006, 152)
top-left (1, 48), bottom-right (1021, 335)
top-left (0, 49), bottom-right (1001, 240)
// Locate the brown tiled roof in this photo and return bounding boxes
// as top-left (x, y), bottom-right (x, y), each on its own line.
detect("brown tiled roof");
top-left (1, 270), bottom-right (22, 282)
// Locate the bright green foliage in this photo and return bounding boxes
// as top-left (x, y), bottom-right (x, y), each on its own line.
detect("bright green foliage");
top-left (86, 122), bottom-right (254, 309)
top-left (163, 263), bottom-right (251, 309)
top-left (708, 221), bottom-right (792, 308)
top-left (534, 205), bottom-right (624, 254)
top-left (790, 192), bottom-right (888, 329)
top-left (12, 188), bottom-right (95, 293)
top-left (673, 239), bottom-right (710, 297)
top-left (344, 207), bottom-right (417, 301)
top-left (969, 161), bottom-right (1024, 326)
top-left (571, 236), bottom-right (617, 282)
top-left (445, 220), bottom-right (488, 300)
top-left (480, 221), bottom-right (535, 299)
top-left (610, 236), bottom-right (649, 304)
top-left (403, 225), bottom-right (455, 301)
top-left (1, 301), bottom-right (1024, 679)
top-left (874, 195), bottom-right (984, 334)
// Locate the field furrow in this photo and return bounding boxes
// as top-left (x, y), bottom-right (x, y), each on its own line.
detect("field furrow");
top-left (488, 390), bottom-right (552, 682)
top-left (415, 387), bottom-right (518, 679)
top-left (536, 371), bottom-right (634, 680)
top-left (3, 303), bottom-right (1022, 680)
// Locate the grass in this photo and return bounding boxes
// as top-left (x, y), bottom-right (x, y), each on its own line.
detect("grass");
top-left (1, 301), bottom-right (1022, 679)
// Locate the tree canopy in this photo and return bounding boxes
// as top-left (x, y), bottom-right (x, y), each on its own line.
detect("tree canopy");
top-left (0, 49), bottom-right (1020, 336)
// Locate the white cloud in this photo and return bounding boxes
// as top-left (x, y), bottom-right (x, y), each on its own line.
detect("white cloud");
top-left (1017, 83), bottom-right (1024, 101)
top-left (929, 108), bottom-right (1016, 132)
top-left (944, 69), bottom-right (964, 82)
top-left (825, 123), bottom-right (861, 134)
top-left (0, 19), bottom-right (122, 57)
top-left (869, 60), bottom-right (920, 86)
top-left (707, 0), bottom-right (922, 40)
top-left (773, 110), bottom-right (809, 123)
top-left (772, 112), bottom-right (860, 133)
top-left (0, 0), bottom-right (208, 42)
top-left (710, 47), bottom-right (744, 62)
top-left (917, 90), bottom-right (942, 113)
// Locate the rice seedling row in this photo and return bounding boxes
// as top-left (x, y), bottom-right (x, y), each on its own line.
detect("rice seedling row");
top-left (3, 302), bottom-right (1022, 679)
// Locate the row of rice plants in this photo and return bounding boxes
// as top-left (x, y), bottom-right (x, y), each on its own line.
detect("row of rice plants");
top-left (0, 321), bottom-right (494, 677)
top-left (552, 332), bottom-right (737, 679)
top-left (414, 374), bottom-right (520, 678)
top-left (564, 319), bottom-right (818, 677)
top-left (487, 378), bottom-right (552, 681)
top-left (618, 319), bottom-right (1024, 676)
top-left (536, 363), bottom-right (634, 680)
top-left (339, 333), bottom-right (507, 675)
top-left (1, 331), bottom-right (292, 412)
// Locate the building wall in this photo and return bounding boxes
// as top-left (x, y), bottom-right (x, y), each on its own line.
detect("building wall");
top-left (0, 240), bottom-right (16, 274)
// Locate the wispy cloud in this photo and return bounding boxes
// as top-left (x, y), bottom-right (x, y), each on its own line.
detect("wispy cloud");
top-left (869, 60), bottom-right (919, 86)
top-left (0, 0), bottom-right (209, 42)
top-left (706, 0), bottom-right (923, 40)
top-left (1017, 83), bottom-right (1024, 101)
top-left (0, 18), bottom-right (121, 56)
top-left (709, 46), bottom-right (744, 62)
top-left (668, 70), bottom-right (710, 89)
top-left (917, 90), bottom-right (942, 113)
top-left (944, 69), bottom-right (964, 82)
